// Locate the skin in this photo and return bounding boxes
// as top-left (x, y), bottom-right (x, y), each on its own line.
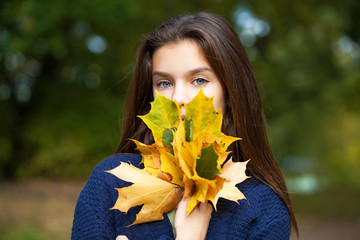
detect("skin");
top-left (115, 40), bottom-right (224, 240)
top-left (174, 197), bottom-right (213, 240)
top-left (152, 40), bottom-right (225, 239)
top-left (152, 39), bottom-right (226, 120)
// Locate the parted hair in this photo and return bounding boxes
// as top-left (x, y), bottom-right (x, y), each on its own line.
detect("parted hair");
top-left (115, 12), bottom-right (298, 234)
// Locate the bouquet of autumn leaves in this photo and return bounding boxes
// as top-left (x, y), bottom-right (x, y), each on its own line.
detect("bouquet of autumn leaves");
top-left (106, 89), bottom-right (249, 225)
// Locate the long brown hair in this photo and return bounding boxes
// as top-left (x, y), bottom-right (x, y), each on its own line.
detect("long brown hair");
top-left (115, 12), bottom-right (298, 234)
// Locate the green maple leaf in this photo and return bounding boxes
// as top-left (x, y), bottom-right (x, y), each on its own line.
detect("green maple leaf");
top-left (196, 144), bottom-right (220, 180)
top-left (163, 127), bottom-right (176, 154)
top-left (139, 92), bottom-right (181, 143)
top-left (185, 116), bottom-right (193, 142)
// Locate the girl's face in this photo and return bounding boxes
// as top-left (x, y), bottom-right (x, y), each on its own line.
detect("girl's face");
top-left (152, 40), bottom-right (226, 120)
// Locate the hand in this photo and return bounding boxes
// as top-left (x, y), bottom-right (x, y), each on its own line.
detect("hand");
top-left (174, 197), bottom-right (213, 240)
top-left (116, 235), bottom-right (129, 240)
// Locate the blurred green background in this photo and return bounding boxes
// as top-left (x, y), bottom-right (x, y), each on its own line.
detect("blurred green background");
top-left (1, 0), bottom-right (359, 239)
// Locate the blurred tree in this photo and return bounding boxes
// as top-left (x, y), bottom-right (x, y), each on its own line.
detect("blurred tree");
top-left (0, 0), bottom-right (240, 179)
top-left (241, 0), bottom-right (360, 189)
top-left (1, 0), bottom-right (359, 189)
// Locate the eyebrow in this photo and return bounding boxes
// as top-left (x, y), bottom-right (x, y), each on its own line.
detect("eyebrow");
top-left (152, 67), bottom-right (214, 78)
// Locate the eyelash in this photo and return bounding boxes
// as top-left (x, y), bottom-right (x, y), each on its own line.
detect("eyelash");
top-left (193, 77), bottom-right (208, 86)
top-left (155, 77), bottom-right (209, 89)
top-left (156, 80), bottom-right (172, 89)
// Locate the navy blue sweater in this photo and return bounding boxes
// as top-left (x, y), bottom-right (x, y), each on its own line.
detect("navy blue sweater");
top-left (72, 154), bottom-right (290, 239)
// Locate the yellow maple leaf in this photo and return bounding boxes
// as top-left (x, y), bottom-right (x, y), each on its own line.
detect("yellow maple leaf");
top-left (158, 147), bottom-right (184, 187)
top-left (106, 162), bottom-right (181, 225)
top-left (184, 90), bottom-right (239, 151)
top-left (107, 89), bottom-right (249, 225)
top-left (213, 159), bottom-right (250, 210)
top-left (170, 90), bottom-right (242, 214)
top-left (132, 140), bottom-right (161, 176)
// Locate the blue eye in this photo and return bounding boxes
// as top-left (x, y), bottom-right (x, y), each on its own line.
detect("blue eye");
top-left (159, 81), bottom-right (171, 88)
top-left (194, 77), bottom-right (207, 86)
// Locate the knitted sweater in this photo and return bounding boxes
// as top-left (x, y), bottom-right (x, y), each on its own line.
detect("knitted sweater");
top-left (72, 154), bottom-right (290, 240)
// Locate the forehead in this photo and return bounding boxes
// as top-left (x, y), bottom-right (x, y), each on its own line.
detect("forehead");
top-left (152, 39), bottom-right (210, 72)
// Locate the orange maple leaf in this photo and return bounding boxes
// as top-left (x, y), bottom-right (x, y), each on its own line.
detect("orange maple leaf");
top-left (106, 162), bottom-right (181, 225)
top-left (107, 89), bottom-right (249, 225)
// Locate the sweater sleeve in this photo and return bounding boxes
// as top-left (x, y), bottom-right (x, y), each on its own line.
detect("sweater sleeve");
top-left (71, 156), bottom-right (129, 240)
top-left (72, 154), bottom-right (176, 240)
top-left (71, 156), bottom-right (141, 240)
top-left (246, 183), bottom-right (291, 240)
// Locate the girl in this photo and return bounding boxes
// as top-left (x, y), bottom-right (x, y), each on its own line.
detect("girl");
top-left (72, 12), bottom-right (297, 240)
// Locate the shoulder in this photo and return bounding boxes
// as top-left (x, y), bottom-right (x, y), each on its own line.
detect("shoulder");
top-left (238, 178), bottom-right (291, 239)
top-left (208, 178), bottom-right (290, 239)
top-left (78, 154), bottom-right (144, 201)
top-left (93, 153), bottom-right (144, 172)
top-left (238, 178), bottom-right (289, 218)
top-left (72, 154), bottom-right (144, 239)
top-left (239, 178), bottom-right (286, 206)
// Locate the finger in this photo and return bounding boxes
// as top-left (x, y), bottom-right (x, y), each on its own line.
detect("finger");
top-left (180, 196), bottom-right (189, 204)
top-left (199, 201), bottom-right (213, 215)
top-left (177, 196), bottom-right (189, 209)
top-left (116, 235), bottom-right (129, 240)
